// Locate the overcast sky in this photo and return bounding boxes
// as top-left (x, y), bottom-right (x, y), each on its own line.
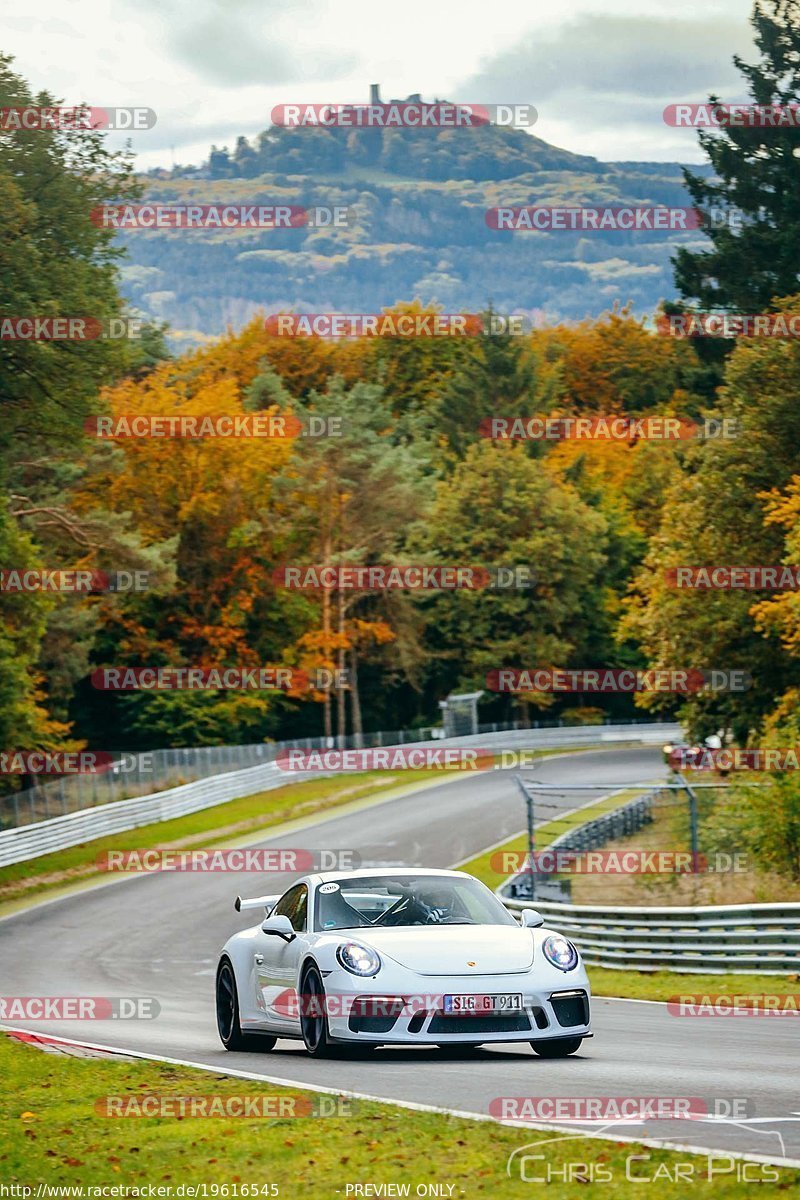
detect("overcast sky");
top-left (5, 0), bottom-right (757, 168)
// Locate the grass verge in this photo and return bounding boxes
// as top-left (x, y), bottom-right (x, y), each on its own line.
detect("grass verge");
top-left (1, 1034), bottom-right (795, 1196)
top-left (586, 968), bottom-right (800, 1002)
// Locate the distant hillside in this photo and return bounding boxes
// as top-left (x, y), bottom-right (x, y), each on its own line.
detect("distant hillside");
top-left (120, 114), bottom-right (710, 340)
top-left (192, 120), bottom-right (605, 184)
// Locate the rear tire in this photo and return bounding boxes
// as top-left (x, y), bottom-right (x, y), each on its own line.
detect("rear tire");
top-left (216, 959), bottom-right (277, 1052)
top-left (531, 1037), bottom-right (583, 1058)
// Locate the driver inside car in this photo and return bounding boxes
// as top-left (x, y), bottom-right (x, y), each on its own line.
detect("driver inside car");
top-left (376, 883), bottom-right (460, 925)
top-left (414, 885), bottom-right (459, 923)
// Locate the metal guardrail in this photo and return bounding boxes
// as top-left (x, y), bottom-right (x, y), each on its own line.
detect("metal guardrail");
top-left (0, 715), bottom-right (668, 830)
top-left (505, 896), bottom-right (800, 974)
top-left (0, 760), bottom-right (307, 870)
top-left (0, 731), bottom-right (439, 830)
top-left (556, 793), bottom-right (655, 851)
top-left (0, 722), bottom-right (681, 868)
top-left (499, 788), bottom-right (800, 974)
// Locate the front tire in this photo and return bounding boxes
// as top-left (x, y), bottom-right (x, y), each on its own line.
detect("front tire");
top-left (531, 1037), bottom-right (583, 1058)
top-left (216, 959), bottom-right (276, 1052)
top-left (300, 964), bottom-right (336, 1057)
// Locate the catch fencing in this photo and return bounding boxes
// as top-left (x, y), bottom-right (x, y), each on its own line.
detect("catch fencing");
top-left (0, 721), bottom-right (680, 867)
top-left (500, 787), bottom-right (800, 974)
top-left (0, 715), bottom-right (664, 831)
top-left (504, 789), bottom-right (656, 903)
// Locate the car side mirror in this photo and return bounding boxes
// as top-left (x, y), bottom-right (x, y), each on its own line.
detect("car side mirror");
top-left (261, 913), bottom-right (296, 942)
top-left (519, 909), bottom-right (544, 928)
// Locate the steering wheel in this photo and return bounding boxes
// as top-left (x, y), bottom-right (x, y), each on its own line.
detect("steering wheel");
top-left (372, 894), bottom-right (433, 926)
top-left (370, 893), bottom-right (412, 926)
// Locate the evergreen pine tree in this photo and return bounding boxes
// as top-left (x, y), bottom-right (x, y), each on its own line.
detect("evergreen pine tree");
top-left (674, 0), bottom-right (800, 311)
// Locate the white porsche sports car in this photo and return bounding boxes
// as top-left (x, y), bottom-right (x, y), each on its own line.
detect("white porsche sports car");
top-left (216, 868), bottom-right (592, 1057)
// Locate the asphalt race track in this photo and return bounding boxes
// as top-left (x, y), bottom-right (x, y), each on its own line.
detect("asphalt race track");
top-left (1, 747), bottom-right (797, 1165)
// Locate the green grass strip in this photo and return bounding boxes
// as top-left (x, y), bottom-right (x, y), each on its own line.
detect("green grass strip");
top-left (1, 1034), bottom-right (795, 1194)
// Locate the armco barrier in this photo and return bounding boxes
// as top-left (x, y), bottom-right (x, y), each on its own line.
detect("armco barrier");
top-left (1, 717), bottom-right (676, 829)
top-left (0, 722), bottom-right (681, 868)
top-left (0, 761), bottom-right (307, 869)
top-left (505, 895), bottom-right (800, 974)
top-left (499, 786), bottom-right (800, 974)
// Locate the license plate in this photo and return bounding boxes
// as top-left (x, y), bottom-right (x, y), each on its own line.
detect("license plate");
top-left (443, 993), bottom-right (523, 1015)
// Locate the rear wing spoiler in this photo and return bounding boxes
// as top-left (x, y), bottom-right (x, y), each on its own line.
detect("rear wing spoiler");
top-left (235, 894), bottom-right (280, 914)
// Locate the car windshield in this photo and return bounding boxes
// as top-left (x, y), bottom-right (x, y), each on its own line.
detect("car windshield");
top-left (314, 874), bottom-right (518, 931)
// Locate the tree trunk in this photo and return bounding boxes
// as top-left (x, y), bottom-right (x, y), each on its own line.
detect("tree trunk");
top-left (337, 588), bottom-right (346, 739)
top-left (322, 526), bottom-right (332, 742)
top-left (350, 642), bottom-right (363, 747)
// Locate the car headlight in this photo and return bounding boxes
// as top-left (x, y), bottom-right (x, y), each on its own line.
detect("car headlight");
top-left (543, 934), bottom-right (579, 972)
top-left (336, 942), bottom-right (381, 976)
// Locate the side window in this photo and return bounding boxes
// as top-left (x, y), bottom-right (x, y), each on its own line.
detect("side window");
top-left (292, 886), bottom-right (308, 932)
top-left (272, 885), bottom-right (299, 921)
top-left (273, 884), bottom-right (307, 932)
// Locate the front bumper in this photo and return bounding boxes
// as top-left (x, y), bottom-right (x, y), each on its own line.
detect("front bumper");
top-left (323, 969), bottom-right (592, 1044)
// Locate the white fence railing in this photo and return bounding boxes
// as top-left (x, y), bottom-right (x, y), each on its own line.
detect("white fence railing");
top-left (505, 895), bottom-right (800, 974)
top-left (498, 784), bottom-right (799, 975)
top-left (0, 761), bottom-right (303, 869)
top-left (0, 722), bottom-right (681, 868)
top-left (0, 717), bottom-right (673, 830)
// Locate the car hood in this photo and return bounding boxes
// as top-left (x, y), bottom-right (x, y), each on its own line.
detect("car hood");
top-left (348, 925), bottom-right (535, 976)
